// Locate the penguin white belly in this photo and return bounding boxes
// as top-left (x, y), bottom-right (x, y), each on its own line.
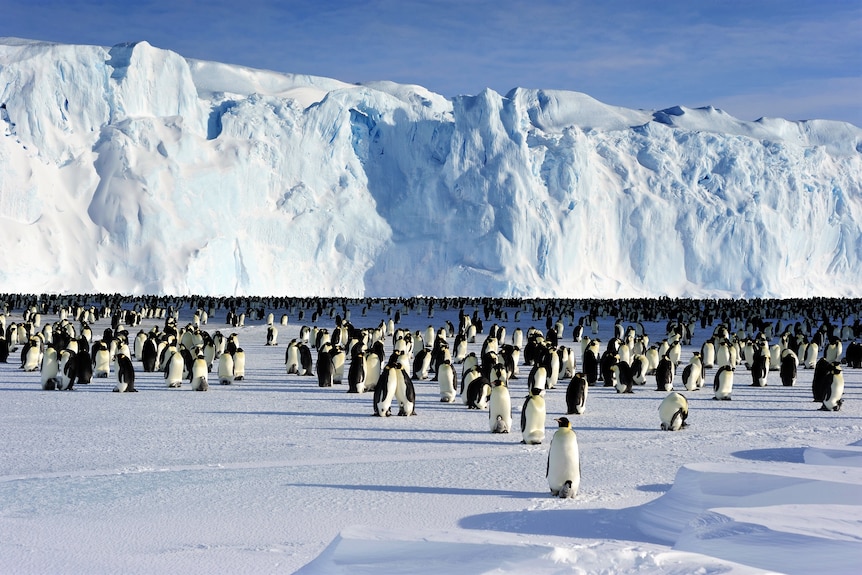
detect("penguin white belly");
top-left (659, 392), bottom-right (689, 431)
top-left (488, 384), bottom-right (511, 433)
top-left (521, 396), bottom-right (546, 445)
top-left (547, 429), bottom-right (580, 497)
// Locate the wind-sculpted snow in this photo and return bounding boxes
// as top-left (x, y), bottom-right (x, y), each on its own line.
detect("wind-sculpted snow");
top-left (0, 38), bottom-right (860, 297)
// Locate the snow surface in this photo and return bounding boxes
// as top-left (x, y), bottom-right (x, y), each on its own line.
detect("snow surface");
top-left (1, 38), bottom-right (861, 298)
top-left (1, 297), bottom-right (860, 574)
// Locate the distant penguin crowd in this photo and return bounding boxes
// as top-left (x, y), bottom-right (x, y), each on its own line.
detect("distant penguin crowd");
top-left (1, 293), bottom-right (859, 498)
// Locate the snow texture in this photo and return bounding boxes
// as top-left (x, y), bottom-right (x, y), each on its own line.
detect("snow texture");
top-left (0, 296), bottom-right (860, 574)
top-left (1, 38), bottom-right (861, 298)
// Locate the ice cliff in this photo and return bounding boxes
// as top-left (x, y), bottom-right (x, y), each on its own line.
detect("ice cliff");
top-left (1, 38), bottom-right (860, 297)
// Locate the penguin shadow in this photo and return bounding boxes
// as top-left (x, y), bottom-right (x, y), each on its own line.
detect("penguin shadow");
top-left (204, 410), bottom-right (369, 419)
top-left (636, 483), bottom-right (673, 493)
top-left (730, 447), bottom-right (806, 463)
top-left (287, 482), bottom-right (536, 500)
top-left (459, 506), bottom-right (664, 545)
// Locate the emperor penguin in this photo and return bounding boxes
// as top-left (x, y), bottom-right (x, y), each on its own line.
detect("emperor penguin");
top-left (750, 351), bottom-right (769, 387)
top-left (373, 364), bottom-right (398, 416)
top-left (58, 349), bottom-right (77, 390)
top-left (521, 388), bottom-right (546, 444)
top-left (611, 361), bottom-right (634, 394)
top-left (700, 340), bottom-right (716, 369)
top-left (113, 353), bottom-right (137, 393)
top-left (317, 348), bottom-right (333, 387)
top-left (22, 338), bottom-right (42, 372)
top-left (566, 373), bottom-right (588, 414)
top-left (547, 417), bottom-right (580, 498)
top-left (655, 355), bottom-right (674, 392)
top-left (488, 380), bottom-right (511, 433)
top-left (395, 364), bottom-right (416, 416)
top-left (682, 354), bottom-right (702, 391)
top-left (713, 365), bottom-right (734, 400)
top-left (266, 325), bottom-right (278, 346)
top-left (165, 349), bottom-right (185, 387)
top-left (40, 345), bottom-right (60, 390)
top-left (437, 359), bottom-right (456, 402)
top-left (232, 348), bottom-right (246, 381)
top-left (285, 340), bottom-right (301, 375)
top-left (820, 364), bottom-right (845, 411)
top-left (630, 354), bottom-right (648, 386)
top-left (347, 352), bottom-right (367, 393)
top-left (93, 341), bottom-right (111, 378)
top-left (780, 349), bottom-right (798, 386)
top-left (190, 354), bottom-right (209, 391)
top-left (74, 348), bottom-right (93, 385)
top-left (812, 358), bottom-right (836, 403)
top-left (659, 392), bottom-right (689, 431)
top-left (218, 351), bottom-right (235, 385)
top-left (466, 375), bottom-right (492, 410)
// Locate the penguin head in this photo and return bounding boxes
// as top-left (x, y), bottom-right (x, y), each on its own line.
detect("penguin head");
top-left (555, 417), bottom-right (572, 429)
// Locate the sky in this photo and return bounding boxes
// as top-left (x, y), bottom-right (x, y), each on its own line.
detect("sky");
top-left (3, 0), bottom-right (861, 126)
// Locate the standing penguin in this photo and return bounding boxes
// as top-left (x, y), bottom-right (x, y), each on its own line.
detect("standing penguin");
top-left (659, 392), bottom-right (689, 431)
top-left (780, 349), bottom-right (798, 387)
top-left (395, 364), bottom-right (416, 416)
top-left (164, 349), bottom-right (185, 387)
top-left (654, 355), bottom-right (673, 392)
top-left (566, 373), bottom-right (588, 415)
top-left (465, 375), bottom-right (492, 410)
top-left (546, 417), bottom-right (580, 498)
top-left (488, 380), bottom-right (511, 433)
top-left (92, 341), bottom-right (111, 378)
top-left (521, 387), bottom-right (546, 445)
top-left (373, 364), bottom-right (398, 417)
top-left (232, 348), bottom-right (246, 381)
top-left (611, 361), bottom-right (634, 394)
top-left (113, 353), bottom-right (137, 393)
top-left (437, 359), bottom-right (456, 403)
top-left (713, 365), bottom-right (734, 400)
top-left (812, 358), bottom-right (834, 402)
top-left (218, 351), bottom-right (235, 385)
top-left (190, 354), bottom-right (209, 391)
top-left (750, 351), bottom-right (769, 387)
top-left (820, 364), bottom-right (845, 412)
top-left (347, 352), bottom-right (367, 393)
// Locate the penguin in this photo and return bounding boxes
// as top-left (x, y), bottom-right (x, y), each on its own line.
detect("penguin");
top-left (92, 341), bottom-right (111, 378)
top-left (113, 353), bottom-right (137, 393)
top-left (659, 392), bottom-right (689, 431)
top-left (750, 351), bottom-right (769, 387)
top-left (521, 387), bottom-right (546, 444)
top-left (74, 348), bottom-right (93, 385)
top-left (546, 417), bottom-right (580, 498)
top-left (654, 355), bottom-right (673, 391)
top-left (488, 380), bottom-right (511, 433)
top-left (232, 348), bottom-right (246, 381)
top-left (820, 364), bottom-right (845, 412)
top-left (298, 343), bottom-right (314, 376)
top-left (812, 358), bottom-right (836, 402)
top-left (465, 375), bottom-right (492, 409)
top-left (165, 349), bottom-right (185, 387)
top-left (218, 351), bottom-right (235, 385)
top-left (701, 340), bottom-right (715, 368)
top-left (58, 349), bottom-right (77, 390)
top-left (412, 348), bottom-right (432, 380)
top-left (364, 351), bottom-right (381, 392)
top-left (780, 349), bottom-right (798, 386)
top-left (285, 340), bottom-right (301, 374)
top-left (566, 373), bottom-right (588, 415)
top-left (373, 364), bottom-right (398, 417)
top-left (266, 325), bottom-right (278, 346)
top-left (40, 345), bottom-right (60, 390)
top-left (611, 361), bottom-right (634, 394)
top-left (317, 348), bottom-right (333, 387)
top-left (330, 346), bottom-right (345, 384)
top-left (395, 364), bottom-right (416, 416)
top-left (190, 354), bottom-right (209, 391)
top-left (630, 354), bottom-right (648, 386)
top-left (347, 352), bottom-right (367, 393)
top-left (141, 337), bottom-right (158, 372)
top-left (682, 357), bottom-right (702, 392)
top-left (22, 338), bottom-right (42, 372)
top-left (437, 359), bottom-right (456, 403)
top-left (582, 347), bottom-right (599, 386)
top-left (713, 365), bottom-right (734, 400)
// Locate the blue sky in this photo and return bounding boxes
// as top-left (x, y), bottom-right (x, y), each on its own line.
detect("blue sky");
top-left (5, 0), bottom-right (861, 125)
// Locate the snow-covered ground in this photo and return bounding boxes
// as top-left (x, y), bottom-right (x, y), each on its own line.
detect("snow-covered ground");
top-left (0, 298), bottom-right (859, 574)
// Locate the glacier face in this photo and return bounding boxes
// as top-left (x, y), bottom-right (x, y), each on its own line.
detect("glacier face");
top-left (0, 38), bottom-right (860, 298)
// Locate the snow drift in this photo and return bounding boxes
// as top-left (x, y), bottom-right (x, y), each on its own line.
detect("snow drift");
top-left (0, 38), bottom-right (860, 297)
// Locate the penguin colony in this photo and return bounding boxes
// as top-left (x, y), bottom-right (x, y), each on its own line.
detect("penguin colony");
top-left (1, 294), bottom-right (858, 499)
